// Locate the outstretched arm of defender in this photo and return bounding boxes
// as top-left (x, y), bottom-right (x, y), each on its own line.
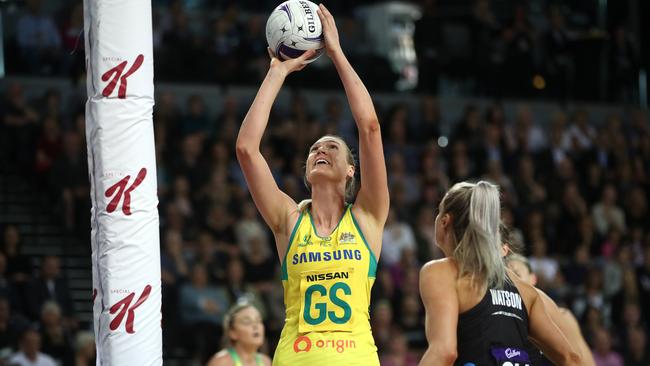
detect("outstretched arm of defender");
top-left (317, 4), bottom-right (389, 227)
top-left (236, 50), bottom-right (314, 235)
top-left (527, 288), bottom-right (582, 366)
top-left (536, 290), bottom-right (595, 366)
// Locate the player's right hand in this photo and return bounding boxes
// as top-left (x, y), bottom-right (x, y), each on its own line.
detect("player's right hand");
top-left (268, 47), bottom-right (316, 76)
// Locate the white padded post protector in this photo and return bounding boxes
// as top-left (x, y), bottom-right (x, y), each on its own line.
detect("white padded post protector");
top-left (84, 0), bottom-right (162, 364)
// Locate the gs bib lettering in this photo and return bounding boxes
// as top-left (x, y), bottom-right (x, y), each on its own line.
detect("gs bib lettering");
top-left (298, 268), bottom-right (354, 333)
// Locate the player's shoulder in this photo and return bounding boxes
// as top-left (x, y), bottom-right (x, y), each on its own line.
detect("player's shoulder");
top-left (421, 258), bottom-right (458, 280)
top-left (507, 269), bottom-right (540, 307)
top-left (207, 350), bottom-right (235, 366)
top-left (261, 353), bottom-right (273, 366)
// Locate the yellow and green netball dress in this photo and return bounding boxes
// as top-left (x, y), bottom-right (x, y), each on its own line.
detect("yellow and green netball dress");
top-left (273, 204), bottom-right (379, 366)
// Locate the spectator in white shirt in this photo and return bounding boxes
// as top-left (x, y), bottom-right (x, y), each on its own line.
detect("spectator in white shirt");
top-left (592, 184), bottom-right (627, 236)
top-left (381, 209), bottom-right (417, 267)
top-left (9, 329), bottom-right (57, 366)
top-left (561, 109), bottom-right (596, 151)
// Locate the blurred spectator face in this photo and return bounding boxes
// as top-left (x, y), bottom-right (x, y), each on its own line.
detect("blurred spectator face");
top-left (485, 123), bottom-right (500, 145)
top-left (165, 204), bottom-right (184, 230)
top-left (574, 110), bottom-right (589, 129)
top-left (210, 142), bottom-right (229, 163)
top-left (574, 245), bottom-right (590, 264)
top-left (63, 132), bottom-right (81, 158)
top-left (208, 205), bottom-right (230, 228)
top-left (241, 202), bottom-right (257, 220)
top-left (190, 265), bottom-right (208, 287)
top-left (75, 332), bottom-right (96, 360)
top-left (42, 117), bottom-right (60, 139)
top-left (563, 182), bottom-right (579, 203)
top-left (622, 270), bottom-right (639, 295)
top-left (3, 225), bottom-right (20, 253)
top-left (26, 0), bottom-right (42, 13)
top-left (616, 245), bottom-right (631, 264)
top-left (0, 252), bottom-right (6, 275)
top-left (173, 176), bottom-right (190, 196)
top-left (0, 298), bottom-right (10, 323)
top-left (623, 302), bottom-right (641, 326)
top-left (486, 160), bottom-right (503, 178)
top-left (585, 268), bottom-right (603, 291)
top-left (7, 83), bottom-right (25, 105)
top-left (628, 327), bottom-right (646, 356)
top-left (373, 301), bottom-right (393, 326)
top-left (518, 156), bottom-right (534, 178)
top-left (197, 232), bottom-right (215, 257)
top-left (44, 89), bottom-right (61, 114)
top-left (531, 238), bottom-right (547, 257)
top-left (182, 135), bottom-right (202, 159)
top-left (602, 185), bottom-right (617, 205)
top-left (41, 301), bottom-right (62, 327)
top-left (21, 330), bottom-right (42, 358)
top-left (557, 158), bottom-right (574, 179)
top-left (164, 230), bottom-right (183, 256)
top-left (578, 216), bottom-right (593, 236)
top-left (593, 328), bottom-right (612, 354)
top-left (227, 260), bottom-right (245, 284)
top-left (42, 256), bottom-right (61, 279)
top-left (188, 95), bottom-right (205, 117)
top-left (228, 306), bottom-right (265, 348)
top-left (421, 95), bottom-right (440, 122)
top-left (402, 268), bottom-right (420, 296)
top-left (389, 119), bottom-right (407, 143)
top-left (377, 270), bottom-right (394, 295)
top-left (388, 332), bottom-right (408, 355)
top-left (401, 294), bottom-right (421, 317)
top-left (517, 107), bottom-right (532, 128)
top-left (326, 99), bottom-right (342, 120)
top-left (465, 106), bottom-right (480, 129)
top-left (626, 187), bottom-right (647, 215)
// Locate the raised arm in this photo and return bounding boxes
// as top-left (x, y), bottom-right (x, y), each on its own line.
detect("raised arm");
top-left (236, 50), bottom-right (314, 238)
top-left (318, 4), bottom-right (389, 225)
top-left (419, 260), bottom-right (459, 366)
top-left (524, 285), bottom-right (583, 366)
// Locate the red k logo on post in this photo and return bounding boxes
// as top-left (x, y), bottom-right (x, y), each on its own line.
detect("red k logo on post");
top-left (109, 285), bottom-right (152, 334)
top-left (101, 54), bottom-right (144, 99)
top-left (105, 168), bottom-right (147, 215)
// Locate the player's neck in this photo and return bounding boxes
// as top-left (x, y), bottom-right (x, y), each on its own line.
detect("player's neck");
top-left (310, 185), bottom-right (346, 230)
top-left (233, 343), bottom-right (257, 361)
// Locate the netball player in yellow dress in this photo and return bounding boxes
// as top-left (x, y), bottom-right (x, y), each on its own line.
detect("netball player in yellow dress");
top-left (235, 5), bottom-right (388, 365)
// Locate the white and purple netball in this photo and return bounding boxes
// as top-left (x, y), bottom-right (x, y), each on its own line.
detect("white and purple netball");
top-left (266, 0), bottom-right (324, 62)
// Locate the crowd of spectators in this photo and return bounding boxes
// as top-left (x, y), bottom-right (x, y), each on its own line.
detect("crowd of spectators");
top-left (4, 0), bottom-right (646, 102)
top-left (1, 74), bottom-right (649, 365)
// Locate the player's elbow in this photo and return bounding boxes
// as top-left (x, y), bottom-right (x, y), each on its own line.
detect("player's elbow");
top-left (435, 348), bottom-right (457, 365)
top-left (235, 140), bottom-right (255, 161)
top-left (360, 119), bottom-right (380, 135)
top-left (421, 345), bottom-right (457, 365)
top-left (557, 350), bottom-right (582, 366)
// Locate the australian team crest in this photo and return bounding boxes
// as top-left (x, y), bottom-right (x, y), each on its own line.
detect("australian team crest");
top-left (297, 234), bottom-right (313, 247)
top-left (338, 232), bottom-right (356, 244)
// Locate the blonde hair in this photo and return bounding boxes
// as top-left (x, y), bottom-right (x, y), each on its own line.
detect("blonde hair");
top-left (222, 302), bottom-right (258, 347)
top-left (441, 181), bottom-right (506, 288)
top-left (299, 135), bottom-right (356, 212)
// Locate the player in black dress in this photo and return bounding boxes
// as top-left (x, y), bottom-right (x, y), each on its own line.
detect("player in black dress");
top-left (419, 182), bottom-right (582, 366)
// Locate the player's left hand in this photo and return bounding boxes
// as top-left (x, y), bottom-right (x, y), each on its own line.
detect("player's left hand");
top-left (317, 4), bottom-right (342, 57)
